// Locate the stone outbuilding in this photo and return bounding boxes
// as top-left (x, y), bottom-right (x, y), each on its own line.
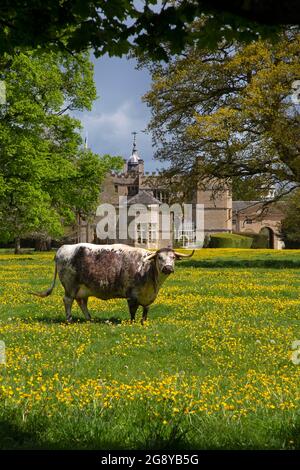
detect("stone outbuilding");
top-left (232, 201), bottom-right (285, 249)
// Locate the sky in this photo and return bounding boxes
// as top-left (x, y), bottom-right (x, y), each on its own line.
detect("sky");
top-left (75, 54), bottom-right (160, 171)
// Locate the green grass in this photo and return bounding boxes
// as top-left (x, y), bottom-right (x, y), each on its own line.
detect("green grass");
top-left (1, 249), bottom-right (300, 449)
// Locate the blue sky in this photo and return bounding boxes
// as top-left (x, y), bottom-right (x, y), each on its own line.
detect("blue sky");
top-left (76, 54), bottom-right (160, 171)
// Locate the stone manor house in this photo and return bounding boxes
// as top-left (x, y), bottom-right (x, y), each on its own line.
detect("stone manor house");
top-left (77, 137), bottom-right (284, 250)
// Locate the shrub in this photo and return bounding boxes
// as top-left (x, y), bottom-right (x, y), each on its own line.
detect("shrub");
top-left (242, 232), bottom-right (270, 249)
top-left (208, 233), bottom-right (253, 248)
top-left (279, 190), bottom-right (300, 248)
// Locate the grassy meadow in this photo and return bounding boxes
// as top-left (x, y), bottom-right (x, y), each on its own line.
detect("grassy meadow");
top-left (1, 248), bottom-right (300, 449)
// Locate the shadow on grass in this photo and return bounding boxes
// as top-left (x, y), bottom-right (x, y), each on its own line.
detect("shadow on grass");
top-left (0, 416), bottom-right (192, 450)
top-left (0, 418), bottom-right (39, 449)
top-left (277, 420), bottom-right (300, 450)
top-left (181, 258), bottom-right (300, 269)
top-left (0, 418), bottom-right (126, 450)
top-left (2, 412), bottom-right (300, 450)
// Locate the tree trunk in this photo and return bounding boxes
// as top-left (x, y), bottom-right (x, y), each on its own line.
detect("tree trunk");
top-left (35, 238), bottom-right (51, 251)
top-left (14, 237), bottom-right (21, 254)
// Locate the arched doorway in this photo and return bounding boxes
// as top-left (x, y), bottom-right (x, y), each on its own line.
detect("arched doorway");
top-left (260, 227), bottom-right (274, 249)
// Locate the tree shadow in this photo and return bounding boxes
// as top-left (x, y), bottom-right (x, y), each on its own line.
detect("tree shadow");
top-left (181, 259), bottom-right (300, 269)
top-left (2, 411), bottom-right (299, 450)
top-left (0, 417), bottom-right (130, 450)
top-left (0, 413), bottom-right (192, 450)
top-left (0, 418), bottom-right (39, 449)
top-left (276, 420), bottom-right (300, 450)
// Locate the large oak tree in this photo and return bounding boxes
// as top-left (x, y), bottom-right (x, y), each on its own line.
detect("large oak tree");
top-left (144, 26), bottom-right (300, 200)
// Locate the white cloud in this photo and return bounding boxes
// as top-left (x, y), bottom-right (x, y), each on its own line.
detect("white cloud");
top-left (79, 100), bottom-right (152, 162)
top-left (84, 100), bottom-right (141, 138)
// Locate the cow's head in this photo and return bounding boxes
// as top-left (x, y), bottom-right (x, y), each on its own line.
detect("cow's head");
top-left (144, 248), bottom-right (194, 275)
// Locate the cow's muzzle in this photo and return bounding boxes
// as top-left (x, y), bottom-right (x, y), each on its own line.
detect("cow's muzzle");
top-left (162, 265), bottom-right (174, 274)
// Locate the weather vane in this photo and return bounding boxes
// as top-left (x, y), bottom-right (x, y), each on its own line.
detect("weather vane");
top-left (131, 131), bottom-right (138, 152)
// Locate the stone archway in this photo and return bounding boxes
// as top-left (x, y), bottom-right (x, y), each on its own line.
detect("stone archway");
top-left (259, 227), bottom-right (274, 249)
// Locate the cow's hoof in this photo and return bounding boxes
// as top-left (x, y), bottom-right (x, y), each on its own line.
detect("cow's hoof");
top-left (66, 318), bottom-right (74, 324)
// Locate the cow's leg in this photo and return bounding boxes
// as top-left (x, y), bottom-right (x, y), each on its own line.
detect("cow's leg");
top-left (141, 306), bottom-right (149, 325)
top-left (63, 295), bottom-right (74, 323)
top-left (127, 299), bottom-right (139, 323)
top-left (76, 298), bottom-right (92, 321)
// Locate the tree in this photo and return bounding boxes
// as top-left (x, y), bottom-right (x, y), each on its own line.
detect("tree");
top-left (0, 1), bottom-right (299, 60)
top-left (144, 27), bottom-right (300, 199)
top-left (232, 176), bottom-right (270, 201)
top-left (0, 50), bottom-right (122, 253)
top-left (280, 190), bottom-right (300, 248)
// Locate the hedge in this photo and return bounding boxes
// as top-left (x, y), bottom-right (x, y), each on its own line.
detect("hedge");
top-left (208, 233), bottom-right (253, 248)
top-left (242, 232), bottom-right (270, 249)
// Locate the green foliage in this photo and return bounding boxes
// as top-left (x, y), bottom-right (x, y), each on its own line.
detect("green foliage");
top-left (232, 176), bottom-right (269, 201)
top-left (280, 191), bottom-right (300, 248)
top-left (0, 50), bottom-right (123, 246)
top-left (238, 232), bottom-right (269, 249)
top-left (208, 233), bottom-right (253, 248)
top-left (144, 27), bottom-right (300, 198)
top-left (0, 1), bottom-right (295, 60)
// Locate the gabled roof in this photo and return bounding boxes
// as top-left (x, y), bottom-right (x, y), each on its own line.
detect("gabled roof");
top-left (233, 200), bottom-right (285, 216)
top-left (232, 201), bottom-right (260, 212)
top-left (127, 190), bottom-right (161, 206)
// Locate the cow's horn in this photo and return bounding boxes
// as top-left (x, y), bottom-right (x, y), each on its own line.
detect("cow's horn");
top-left (144, 252), bottom-right (157, 262)
top-left (174, 250), bottom-right (195, 258)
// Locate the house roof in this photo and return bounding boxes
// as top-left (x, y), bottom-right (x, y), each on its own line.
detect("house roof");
top-left (232, 201), bottom-right (261, 212)
top-left (127, 190), bottom-right (161, 206)
top-left (233, 200), bottom-right (285, 216)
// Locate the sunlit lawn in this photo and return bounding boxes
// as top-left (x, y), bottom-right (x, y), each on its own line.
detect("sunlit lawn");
top-left (1, 249), bottom-right (300, 449)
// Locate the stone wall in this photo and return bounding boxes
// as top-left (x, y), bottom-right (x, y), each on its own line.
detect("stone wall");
top-left (233, 203), bottom-right (284, 249)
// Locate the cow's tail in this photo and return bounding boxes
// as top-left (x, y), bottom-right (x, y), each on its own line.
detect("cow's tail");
top-left (30, 262), bottom-right (58, 298)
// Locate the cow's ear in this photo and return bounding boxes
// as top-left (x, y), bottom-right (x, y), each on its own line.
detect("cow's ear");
top-left (144, 251), bottom-right (157, 262)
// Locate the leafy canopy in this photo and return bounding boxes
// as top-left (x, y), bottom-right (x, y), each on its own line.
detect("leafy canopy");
top-left (0, 50), bottom-right (122, 244)
top-left (144, 26), bottom-right (300, 199)
top-left (0, 1), bottom-right (299, 60)
top-left (280, 190), bottom-right (300, 248)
